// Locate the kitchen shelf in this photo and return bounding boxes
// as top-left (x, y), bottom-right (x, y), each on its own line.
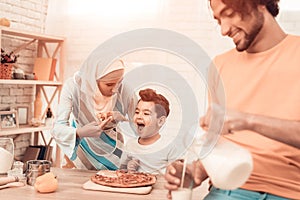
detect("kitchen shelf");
top-left (0, 125), bottom-right (52, 136)
top-left (0, 79), bottom-right (62, 86)
top-left (0, 26), bottom-right (65, 118)
top-left (0, 27), bottom-right (65, 167)
top-left (0, 26), bottom-right (64, 42)
top-left (0, 26), bottom-right (65, 81)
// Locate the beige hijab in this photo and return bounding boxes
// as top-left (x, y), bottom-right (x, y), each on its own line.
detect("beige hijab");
top-left (93, 61), bottom-right (125, 116)
top-left (74, 59), bottom-right (125, 126)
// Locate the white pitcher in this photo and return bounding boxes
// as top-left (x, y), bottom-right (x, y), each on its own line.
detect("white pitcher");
top-left (0, 138), bottom-right (14, 174)
top-left (201, 137), bottom-right (253, 190)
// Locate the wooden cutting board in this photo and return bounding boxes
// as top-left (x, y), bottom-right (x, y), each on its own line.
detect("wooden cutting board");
top-left (82, 180), bottom-right (153, 194)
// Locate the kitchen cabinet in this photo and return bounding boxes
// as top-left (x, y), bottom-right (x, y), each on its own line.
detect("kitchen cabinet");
top-left (0, 26), bottom-right (65, 167)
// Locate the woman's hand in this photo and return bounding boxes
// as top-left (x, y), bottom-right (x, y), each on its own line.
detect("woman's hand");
top-left (76, 117), bottom-right (112, 138)
top-left (97, 111), bottom-right (128, 129)
top-left (164, 160), bottom-right (207, 199)
top-left (98, 111), bottom-right (128, 122)
top-left (110, 111), bottom-right (128, 122)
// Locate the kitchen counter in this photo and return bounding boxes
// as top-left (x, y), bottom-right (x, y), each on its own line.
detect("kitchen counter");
top-left (0, 168), bottom-right (209, 200)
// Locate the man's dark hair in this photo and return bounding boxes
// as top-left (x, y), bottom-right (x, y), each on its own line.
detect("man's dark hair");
top-left (211, 0), bottom-right (280, 17)
top-left (138, 88), bottom-right (170, 118)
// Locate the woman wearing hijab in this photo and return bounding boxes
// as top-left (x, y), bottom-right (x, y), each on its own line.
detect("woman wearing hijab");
top-left (52, 55), bottom-right (135, 170)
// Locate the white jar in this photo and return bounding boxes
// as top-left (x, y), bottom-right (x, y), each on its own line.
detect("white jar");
top-left (0, 138), bottom-right (14, 174)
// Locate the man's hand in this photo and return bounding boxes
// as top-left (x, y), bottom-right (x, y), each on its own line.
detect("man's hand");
top-left (164, 160), bottom-right (207, 199)
top-left (200, 103), bottom-right (251, 134)
top-left (76, 117), bottom-right (112, 138)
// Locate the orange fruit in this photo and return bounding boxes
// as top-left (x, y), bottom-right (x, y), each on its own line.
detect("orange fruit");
top-left (34, 172), bottom-right (58, 193)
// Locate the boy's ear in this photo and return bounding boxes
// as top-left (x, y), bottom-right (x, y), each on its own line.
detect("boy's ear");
top-left (157, 116), bottom-right (166, 127)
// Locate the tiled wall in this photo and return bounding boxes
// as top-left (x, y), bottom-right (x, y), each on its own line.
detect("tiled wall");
top-left (0, 0), bottom-right (48, 160)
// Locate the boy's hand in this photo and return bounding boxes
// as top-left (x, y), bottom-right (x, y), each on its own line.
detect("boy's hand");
top-left (127, 158), bottom-right (140, 171)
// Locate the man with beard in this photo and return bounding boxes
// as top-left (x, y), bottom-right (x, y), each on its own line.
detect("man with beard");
top-left (164, 0), bottom-right (300, 199)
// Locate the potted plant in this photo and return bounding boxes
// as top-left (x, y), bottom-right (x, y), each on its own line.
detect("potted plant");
top-left (1, 48), bottom-right (19, 79)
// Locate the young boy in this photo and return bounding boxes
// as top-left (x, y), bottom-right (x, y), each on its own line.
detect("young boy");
top-left (121, 88), bottom-right (180, 174)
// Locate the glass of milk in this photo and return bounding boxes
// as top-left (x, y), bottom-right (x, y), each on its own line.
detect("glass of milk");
top-left (172, 188), bottom-right (193, 200)
top-left (0, 138), bottom-right (14, 174)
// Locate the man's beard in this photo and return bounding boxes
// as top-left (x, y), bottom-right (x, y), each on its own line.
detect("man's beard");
top-left (236, 11), bottom-right (264, 52)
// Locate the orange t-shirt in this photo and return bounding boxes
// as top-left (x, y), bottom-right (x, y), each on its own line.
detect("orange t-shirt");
top-left (212, 35), bottom-right (300, 199)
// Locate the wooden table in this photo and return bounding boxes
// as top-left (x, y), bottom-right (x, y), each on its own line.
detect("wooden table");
top-left (0, 168), bottom-right (209, 200)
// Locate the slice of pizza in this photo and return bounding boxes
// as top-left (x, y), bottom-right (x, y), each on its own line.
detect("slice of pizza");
top-left (91, 170), bottom-right (157, 188)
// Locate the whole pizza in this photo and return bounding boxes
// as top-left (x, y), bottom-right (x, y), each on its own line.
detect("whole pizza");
top-left (91, 170), bottom-right (157, 188)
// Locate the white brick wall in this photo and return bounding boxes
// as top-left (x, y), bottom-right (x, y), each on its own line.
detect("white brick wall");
top-left (279, 10), bottom-right (300, 35)
top-left (45, 0), bottom-right (300, 80)
top-left (1, 0), bottom-right (48, 32)
top-left (0, 0), bottom-right (48, 160)
top-left (45, 0), bottom-right (300, 144)
top-left (1, 0), bottom-right (299, 167)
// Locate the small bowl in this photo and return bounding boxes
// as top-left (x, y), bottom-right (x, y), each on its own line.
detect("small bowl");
top-left (25, 74), bottom-right (35, 80)
top-left (30, 118), bottom-right (42, 127)
top-left (13, 72), bottom-right (24, 79)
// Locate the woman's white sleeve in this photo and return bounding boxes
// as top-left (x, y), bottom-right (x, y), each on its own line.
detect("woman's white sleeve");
top-left (51, 79), bottom-right (77, 158)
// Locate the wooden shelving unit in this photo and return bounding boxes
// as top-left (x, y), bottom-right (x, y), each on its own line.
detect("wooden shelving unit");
top-left (0, 26), bottom-right (65, 167)
top-left (1, 26), bottom-right (65, 116)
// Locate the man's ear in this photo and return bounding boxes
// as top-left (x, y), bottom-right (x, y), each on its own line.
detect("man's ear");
top-left (157, 116), bottom-right (166, 127)
top-left (258, 4), bottom-right (266, 13)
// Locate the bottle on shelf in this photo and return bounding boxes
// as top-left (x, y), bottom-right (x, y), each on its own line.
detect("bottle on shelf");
top-left (34, 86), bottom-right (43, 120)
top-left (45, 107), bottom-right (53, 127)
